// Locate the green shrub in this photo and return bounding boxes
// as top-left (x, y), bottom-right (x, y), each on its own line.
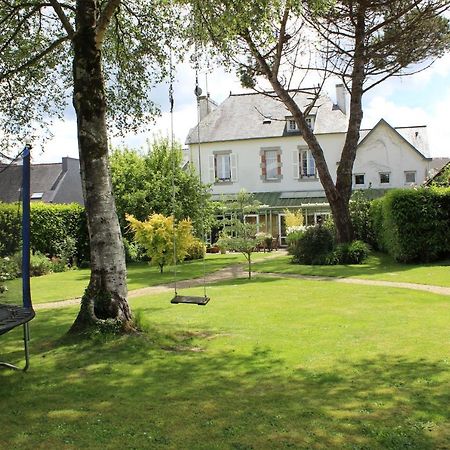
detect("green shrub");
top-left (0, 202), bottom-right (89, 263)
top-left (330, 240), bottom-right (369, 265)
top-left (286, 228), bottom-right (305, 255)
top-left (185, 238), bottom-right (206, 261)
top-left (370, 187), bottom-right (450, 262)
top-left (291, 225), bottom-right (334, 265)
top-left (0, 256), bottom-right (21, 281)
top-left (29, 252), bottom-right (53, 277)
top-left (350, 191), bottom-right (375, 245)
top-left (0, 203), bottom-right (22, 256)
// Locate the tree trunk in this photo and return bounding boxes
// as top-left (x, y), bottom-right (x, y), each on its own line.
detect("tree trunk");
top-left (269, 80), bottom-right (354, 243)
top-left (69, 0), bottom-right (132, 333)
top-left (244, 31), bottom-right (356, 243)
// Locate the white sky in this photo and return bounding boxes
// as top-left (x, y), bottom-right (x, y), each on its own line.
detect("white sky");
top-left (33, 53), bottom-right (450, 163)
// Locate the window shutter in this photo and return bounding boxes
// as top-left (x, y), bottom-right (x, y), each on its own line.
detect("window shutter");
top-left (277, 152), bottom-right (282, 176)
top-left (208, 155), bottom-right (215, 183)
top-left (292, 150), bottom-right (299, 179)
top-left (230, 153), bottom-right (238, 182)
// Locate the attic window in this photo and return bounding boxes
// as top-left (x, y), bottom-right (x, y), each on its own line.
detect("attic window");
top-left (262, 118), bottom-right (272, 124)
top-left (31, 192), bottom-right (43, 200)
top-left (286, 116), bottom-right (315, 132)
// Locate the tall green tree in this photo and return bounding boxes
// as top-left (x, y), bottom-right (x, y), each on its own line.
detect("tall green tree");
top-left (189, 0), bottom-right (450, 243)
top-left (0, 1), bottom-right (177, 332)
top-left (110, 138), bottom-right (214, 237)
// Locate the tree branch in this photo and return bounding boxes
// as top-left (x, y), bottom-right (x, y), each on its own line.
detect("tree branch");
top-left (49, 0), bottom-right (74, 37)
top-left (0, 35), bottom-right (69, 81)
top-left (96, 0), bottom-right (121, 47)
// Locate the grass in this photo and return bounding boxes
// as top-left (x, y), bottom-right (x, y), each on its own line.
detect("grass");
top-left (0, 252), bottom-right (272, 305)
top-left (1, 278), bottom-right (449, 449)
top-left (253, 252), bottom-right (450, 287)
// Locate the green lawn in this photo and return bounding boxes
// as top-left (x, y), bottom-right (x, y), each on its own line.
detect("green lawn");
top-left (0, 252), bottom-right (272, 305)
top-left (1, 278), bottom-right (449, 449)
top-left (253, 252), bottom-right (450, 287)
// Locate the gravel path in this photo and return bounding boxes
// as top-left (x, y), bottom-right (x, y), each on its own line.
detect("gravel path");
top-left (34, 255), bottom-right (450, 310)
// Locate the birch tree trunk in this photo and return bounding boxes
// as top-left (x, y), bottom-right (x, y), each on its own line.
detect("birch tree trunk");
top-left (69, 0), bottom-right (132, 333)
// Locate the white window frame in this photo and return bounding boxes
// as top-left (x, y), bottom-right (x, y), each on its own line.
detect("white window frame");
top-left (215, 153), bottom-right (231, 181)
top-left (299, 148), bottom-right (316, 178)
top-left (379, 172), bottom-right (391, 185)
top-left (354, 173), bottom-right (365, 186)
top-left (305, 116), bottom-right (315, 132)
top-left (288, 119), bottom-right (297, 131)
top-left (265, 149), bottom-right (278, 180)
top-left (314, 212), bottom-right (330, 224)
top-left (244, 214), bottom-right (260, 232)
top-left (209, 152), bottom-right (238, 183)
top-left (404, 171), bottom-right (416, 184)
top-left (277, 213), bottom-right (287, 246)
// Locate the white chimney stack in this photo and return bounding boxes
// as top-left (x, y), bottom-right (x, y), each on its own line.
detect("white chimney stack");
top-left (198, 95), bottom-right (218, 121)
top-left (335, 84), bottom-right (347, 115)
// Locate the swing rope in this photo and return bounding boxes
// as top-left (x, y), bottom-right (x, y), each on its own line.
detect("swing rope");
top-left (169, 47), bottom-right (178, 297)
top-left (169, 45), bottom-right (209, 306)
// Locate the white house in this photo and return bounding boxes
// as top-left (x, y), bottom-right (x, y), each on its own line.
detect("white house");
top-left (186, 86), bottom-right (432, 244)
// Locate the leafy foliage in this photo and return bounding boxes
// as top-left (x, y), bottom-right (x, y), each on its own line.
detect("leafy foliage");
top-left (216, 190), bottom-right (263, 278)
top-left (189, 0), bottom-right (450, 243)
top-left (0, 202), bottom-right (88, 263)
top-left (349, 190), bottom-right (376, 246)
top-left (110, 138), bottom-right (214, 237)
top-left (0, 1), bottom-right (179, 149)
top-left (185, 238), bottom-right (206, 261)
top-left (126, 213), bottom-right (195, 273)
top-left (290, 225), bottom-right (335, 265)
top-left (370, 187), bottom-right (450, 262)
top-left (328, 240), bottom-right (370, 265)
top-left (429, 163), bottom-right (450, 187)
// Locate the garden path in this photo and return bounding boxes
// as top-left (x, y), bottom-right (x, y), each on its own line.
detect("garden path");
top-left (35, 253), bottom-right (450, 310)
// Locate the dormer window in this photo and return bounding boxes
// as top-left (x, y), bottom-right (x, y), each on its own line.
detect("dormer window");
top-left (288, 119), bottom-right (297, 131)
top-left (286, 116), bottom-right (315, 132)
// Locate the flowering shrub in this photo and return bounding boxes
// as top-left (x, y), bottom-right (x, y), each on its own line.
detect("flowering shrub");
top-left (0, 256), bottom-right (20, 294)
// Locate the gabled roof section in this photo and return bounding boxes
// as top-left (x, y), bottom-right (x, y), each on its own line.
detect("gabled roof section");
top-left (0, 162), bottom-right (62, 203)
top-left (186, 90), bottom-right (348, 145)
top-left (0, 157), bottom-right (84, 205)
top-left (358, 119), bottom-right (431, 159)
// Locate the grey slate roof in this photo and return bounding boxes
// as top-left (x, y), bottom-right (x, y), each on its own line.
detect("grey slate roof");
top-left (186, 91), bottom-right (348, 144)
top-left (0, 157), bottom-right (83, 205)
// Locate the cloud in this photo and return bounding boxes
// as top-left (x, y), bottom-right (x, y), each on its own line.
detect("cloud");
top-left (363, 87), bottom-right (450, 157)
top-left (34, 119), bottom-right (78, 163)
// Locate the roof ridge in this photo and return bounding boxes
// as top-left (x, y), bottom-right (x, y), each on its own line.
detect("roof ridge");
top-left (229, 88), bottom-right (319, 97)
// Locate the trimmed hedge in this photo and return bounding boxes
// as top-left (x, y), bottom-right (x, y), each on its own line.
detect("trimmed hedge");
top-left (370, 187), bottom-right (450, 262)
top-left (0, 202), bottom-right (89, 263)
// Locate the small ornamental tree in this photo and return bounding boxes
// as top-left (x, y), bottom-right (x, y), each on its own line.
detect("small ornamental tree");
top-left (126, 213), bottom-right (194, 273)
top-left (216, 190), bottom-right (263, 279)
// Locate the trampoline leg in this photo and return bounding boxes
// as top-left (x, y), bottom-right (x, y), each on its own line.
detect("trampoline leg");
top-left (23, 322), bottom-right (30, 372)
top-left (0, 323), bottom-right (31, 371)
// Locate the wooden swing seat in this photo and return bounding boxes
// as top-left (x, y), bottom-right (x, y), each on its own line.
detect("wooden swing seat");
top-left (170, 295), bottom-right (210, 306)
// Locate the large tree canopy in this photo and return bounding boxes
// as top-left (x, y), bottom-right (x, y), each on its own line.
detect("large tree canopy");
top-left (0, 0), bottom-right (175, 148)
top-left (110, 138), bottom-right (214, 237)
top-left (189, 0), bottom-right (450, 243)
top-left (0, 1), bottom-right (181, 333)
